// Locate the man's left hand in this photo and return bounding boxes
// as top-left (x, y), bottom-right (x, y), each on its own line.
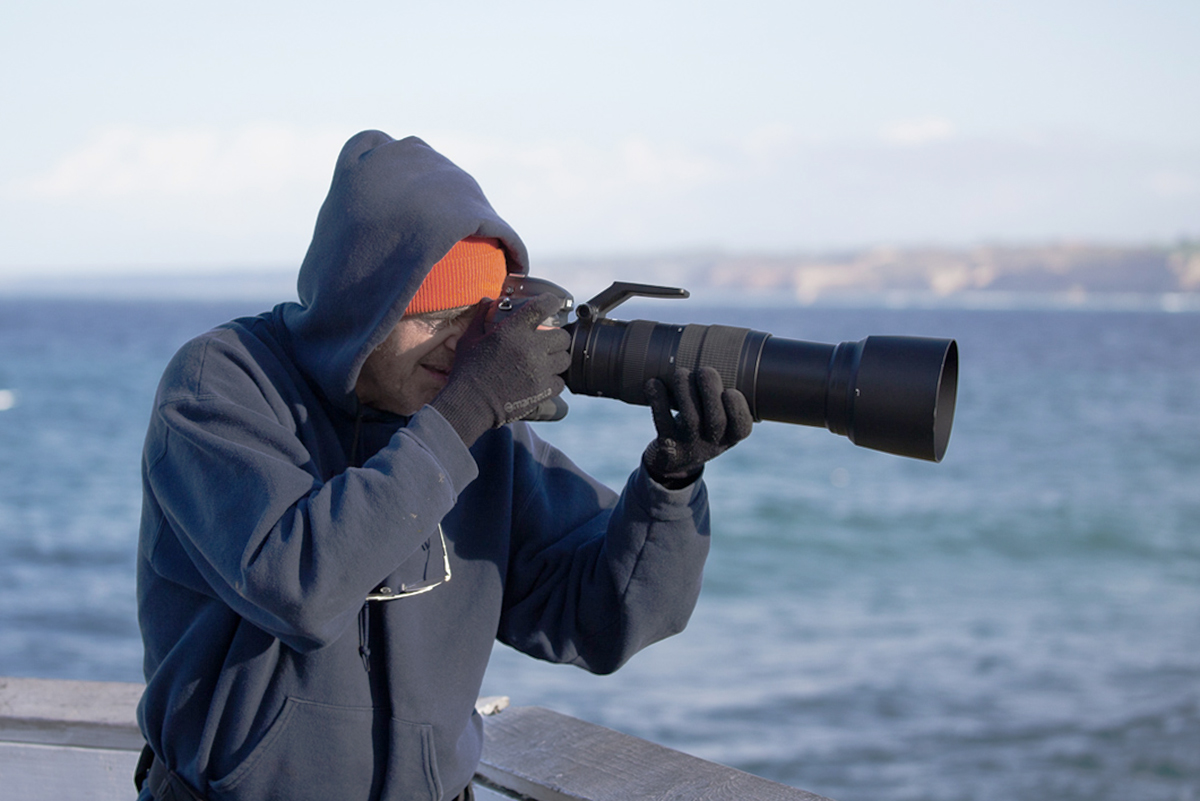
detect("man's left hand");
top-left (642, 367), bottom-right (754, 488)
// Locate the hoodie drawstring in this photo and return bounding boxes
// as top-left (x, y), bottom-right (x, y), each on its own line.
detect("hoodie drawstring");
top-left (358, 602), bottom-right (371, 672)
top-left (351, 406), bottom-right (372, 672)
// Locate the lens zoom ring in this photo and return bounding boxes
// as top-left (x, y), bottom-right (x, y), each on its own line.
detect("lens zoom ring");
top-left (676, 325), bottom-right (705, 373)
top-left (677, 324), bottom-right (749, 389)
top-left (700, 325), bottom-right (750, 388)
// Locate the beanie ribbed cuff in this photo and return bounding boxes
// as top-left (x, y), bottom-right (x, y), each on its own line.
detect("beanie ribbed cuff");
top-left (405, 237), bottom-right (508, 315)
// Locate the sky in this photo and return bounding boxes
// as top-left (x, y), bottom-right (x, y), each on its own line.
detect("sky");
top-left (1, 0), bottom-right (1198, 280)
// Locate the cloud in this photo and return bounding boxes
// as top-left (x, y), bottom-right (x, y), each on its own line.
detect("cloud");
top-left (436, 134), bottom-right (724, 202)
top-left (738, 124), bottom-right (804, 162)
top-left (879, 117), bottom-right (958, 146)
top-left (1146, 169), bottom-right (1197, 199)
top-left (18, 124), bottom-right (344, 200)
top-left (0, 123), bottom-right (351, 269)
top-left (2, 123), bottom-right (1197, 272)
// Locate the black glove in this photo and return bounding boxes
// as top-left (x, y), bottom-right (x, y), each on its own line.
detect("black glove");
top-left (432, 293), bottom-right (572, 447)
top-left (642, 366), bottom-right (754, 488)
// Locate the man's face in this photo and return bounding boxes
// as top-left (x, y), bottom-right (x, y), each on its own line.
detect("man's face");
top-left (355, 305), bottom-right (476, 416)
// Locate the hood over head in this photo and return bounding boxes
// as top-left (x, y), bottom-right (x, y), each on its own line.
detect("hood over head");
top-left (280, 130), bottom-right (528, 412)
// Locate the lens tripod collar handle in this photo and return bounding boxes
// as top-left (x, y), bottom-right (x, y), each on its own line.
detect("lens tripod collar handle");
top-left (576, 282), bottom-right (690, 321)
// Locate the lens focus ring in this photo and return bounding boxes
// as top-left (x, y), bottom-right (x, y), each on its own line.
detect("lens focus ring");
top-left (620, 320), bottom-right (655, 403)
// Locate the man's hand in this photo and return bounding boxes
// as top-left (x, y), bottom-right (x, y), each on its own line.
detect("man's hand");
top-left (642, 367), bottom-right (754, 488)
top-left (432, 293), bottom-right (571, 447)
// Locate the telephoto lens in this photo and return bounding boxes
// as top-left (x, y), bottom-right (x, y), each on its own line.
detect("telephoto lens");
top-left (566, 318), bottom-right (957, 462)
top-left (494, 276), bottom-right (958, 462)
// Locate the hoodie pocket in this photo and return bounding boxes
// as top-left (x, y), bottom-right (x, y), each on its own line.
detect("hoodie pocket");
top-left (208, 698), bottom-right (379, 801)
top-left (378, 716), bottom-right (442, 801)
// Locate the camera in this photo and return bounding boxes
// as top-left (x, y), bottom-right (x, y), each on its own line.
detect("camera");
top-left (492, 273), bottom-right (958, 463)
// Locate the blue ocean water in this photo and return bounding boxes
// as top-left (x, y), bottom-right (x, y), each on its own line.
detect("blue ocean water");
top-left (1, 297), bottom-right (1197, 801)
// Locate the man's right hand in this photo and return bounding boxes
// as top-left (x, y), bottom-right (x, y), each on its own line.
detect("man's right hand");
top-left (431, 293), bottom-right (572, 447)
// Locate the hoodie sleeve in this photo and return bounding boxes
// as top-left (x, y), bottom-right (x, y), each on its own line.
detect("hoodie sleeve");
top-left (495, 423), bottom-right (711, 674)
top-left (142, 328), bottom-right (479, 652)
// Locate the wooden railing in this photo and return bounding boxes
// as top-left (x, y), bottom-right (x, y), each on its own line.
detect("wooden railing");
top-left (0, 676), bottom-right (830, 800)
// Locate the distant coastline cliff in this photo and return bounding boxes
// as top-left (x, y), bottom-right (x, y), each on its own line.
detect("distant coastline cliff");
top-left (542, 242), bottom-right (1200, 307)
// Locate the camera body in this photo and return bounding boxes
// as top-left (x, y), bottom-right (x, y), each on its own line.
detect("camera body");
top-left (489, 273), bottom-right (958, 462)
top-left (490, 274), bottom-right (575, 328)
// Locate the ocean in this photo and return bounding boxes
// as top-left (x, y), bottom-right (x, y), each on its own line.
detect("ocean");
top-left (1, 296), bottom-right (1197, 801)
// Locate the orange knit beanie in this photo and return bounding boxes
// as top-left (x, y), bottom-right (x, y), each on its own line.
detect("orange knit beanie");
top-left (404, 237), bottom-right (508, 315)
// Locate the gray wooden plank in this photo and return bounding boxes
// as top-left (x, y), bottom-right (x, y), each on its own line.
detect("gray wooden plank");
top-left (1, 678), bottom-right (834, 801)
top-left (0, 741), bottom-right (140, 800)
top-left (0, 739), bottom-right (517, 801)
top-left (0, 677), bottom-right (144, 750)
top-left (479, 706), bottom-right (831, 801)
top-left (472, 781), bottom-right (514, 801)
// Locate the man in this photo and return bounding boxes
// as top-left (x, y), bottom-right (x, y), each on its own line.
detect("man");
top-left (135, 130), bottom-right (752, 801)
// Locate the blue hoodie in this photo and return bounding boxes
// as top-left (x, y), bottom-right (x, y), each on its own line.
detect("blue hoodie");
top-left (136, 131), bottom-right (712, 801)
